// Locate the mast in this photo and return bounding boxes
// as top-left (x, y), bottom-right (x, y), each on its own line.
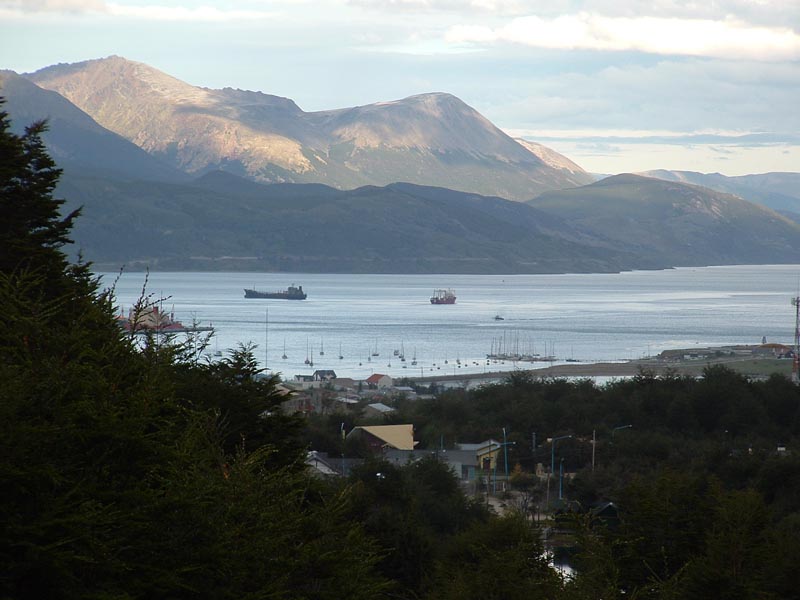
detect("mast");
top-left (264, 308), bottom-right (269, 371)
top-left (793, 295), bottom-right (800, 384)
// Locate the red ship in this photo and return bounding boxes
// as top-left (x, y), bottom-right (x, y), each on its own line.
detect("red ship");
top-left (430, 289), bottom-right (456, 304)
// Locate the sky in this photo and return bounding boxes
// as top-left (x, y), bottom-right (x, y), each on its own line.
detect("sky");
top-left (0, 0), bottom-right (798, 175)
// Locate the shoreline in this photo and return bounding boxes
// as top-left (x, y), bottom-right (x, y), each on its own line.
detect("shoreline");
top-left (402, 352), bottom-right (793, 385)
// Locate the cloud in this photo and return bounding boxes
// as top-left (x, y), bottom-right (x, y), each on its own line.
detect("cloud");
top-left (510, 131), bottom-right (800, 147)
top-left (346, 0), bottom-right (800, 30)
top-left (0, 1), bottom-right (275, 20)
top-left (445, 13), bottom-right (800, 60)
top-left (0, 0), bottom-right (106, 11)
top-left (348, 0), bottom-right (525, 14)
top-left (469, 55), bottom-right (800, 142)
top-left (106, 3), bottom-right (274, 21)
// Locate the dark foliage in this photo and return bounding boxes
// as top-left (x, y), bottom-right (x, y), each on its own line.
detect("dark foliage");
top-left (0, 102), bottom-right (388, 599)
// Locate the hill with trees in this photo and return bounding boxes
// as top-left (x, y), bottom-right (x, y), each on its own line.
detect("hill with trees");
top-left (530, 173), bottom-right (800, 267)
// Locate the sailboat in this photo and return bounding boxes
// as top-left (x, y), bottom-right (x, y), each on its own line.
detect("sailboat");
top-left (304, 338), bottom-right (311, 365)
top-left (371, 340), bottom-right (379, 357)
top-left (399, 342), bottom-right (406, 362)
top-left (282, 338), bottom-right (287, 360)
top-left (338, 343), bottom-right (343, 360)
top-left (319, 338), bottom-right (324, 356)
top-left (411, 348), bottom-right (417, 366)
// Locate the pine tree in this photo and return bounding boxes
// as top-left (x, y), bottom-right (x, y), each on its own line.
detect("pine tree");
top-left (0, 101), bottom-right (79, 278)
top-left (0, 100), bottom-right (389, 598)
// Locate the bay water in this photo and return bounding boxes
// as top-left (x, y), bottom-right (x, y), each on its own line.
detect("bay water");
top-left (100, 265), bottom-right (800, 381)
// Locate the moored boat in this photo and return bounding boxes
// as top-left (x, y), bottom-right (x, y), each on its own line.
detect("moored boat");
top-left (117, 304), bottom-right (212, 334)
top-left (430, 288), bottom-right (456, 304)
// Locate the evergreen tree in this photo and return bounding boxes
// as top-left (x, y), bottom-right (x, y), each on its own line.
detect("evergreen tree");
top-left (0, 100), bottom-right (388, 599)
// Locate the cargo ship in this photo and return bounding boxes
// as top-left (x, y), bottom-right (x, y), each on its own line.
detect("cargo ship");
top-left (244, 284), bottom-right (307, 300)
top-left (430, 288), bottom-right (456, 304)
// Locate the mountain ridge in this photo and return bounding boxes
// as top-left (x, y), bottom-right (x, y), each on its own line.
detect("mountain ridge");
top-left (56, 170), bottom-right (641, 273)
top-left (529, 173), bottom-right (800, 267)
top-left (25, 55), bottom-right (594, 200)
top-left (0, 69), bottom-right (185, 182)
top-left (639, 169), bottom-right (800, 214)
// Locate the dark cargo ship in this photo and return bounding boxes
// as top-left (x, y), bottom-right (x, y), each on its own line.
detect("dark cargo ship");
top-left (244, 284), bottom-right (307, 300)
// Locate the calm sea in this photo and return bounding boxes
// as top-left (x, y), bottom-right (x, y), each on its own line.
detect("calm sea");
top-left (99, 265), bottom-right (800, 381)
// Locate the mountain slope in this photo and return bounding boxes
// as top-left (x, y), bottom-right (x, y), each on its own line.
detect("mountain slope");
top-left (27, 56), bottom-right (591, 200)
top-left (640, 169), bottom-right (800, 214)
top-left (514, 138), bottom-right (591, 188)
top-left (0, 70), bottom-right (185, 182)
top-left (55, 170), bottom-right (645, 273)
top-left (529, 174), bottom-right (800, 266)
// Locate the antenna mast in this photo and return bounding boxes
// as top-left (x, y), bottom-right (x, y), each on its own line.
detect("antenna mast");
top-left (792, 296), bottom-right (800, 384)
top-left (265, 308), bottom-right (269, 373)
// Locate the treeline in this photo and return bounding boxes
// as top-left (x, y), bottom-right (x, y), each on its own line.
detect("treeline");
top-left (302, 363), bottom-right (800, 598)
top-left (383, 369), bottom-right (800, 515)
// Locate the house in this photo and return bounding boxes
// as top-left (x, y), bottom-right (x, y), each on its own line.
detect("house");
top-left (331, 377), bottom-right (358, 391)
top-left (313, 369), bottom-right (337, 381)
top-left (392, 386), bottom-right (417, 399)
top-left (456, 439), bottom-right (502, 473)
top-left (347, 424), bottom-right (417, 453)
top-left (365, 373), bottom-right (393, 389)
top-left (590, 501), bottom-right (620, 526)
top-left (754, 343), bottom-right (792, 358)
top-left (437, 449), bottom-right (482, 481)
top-left (364, 402), bottom-right (396, 419)
top-left (281, 393), bottom-right (320, 414)
top-left (305, 450), bottom-right (363, 477)
top-left (383, 448), bottom-right (431, 467)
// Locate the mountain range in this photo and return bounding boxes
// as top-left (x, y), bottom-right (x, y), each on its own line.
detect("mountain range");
top-left (639, 170), bottom-right (800, 217)
top-left (23, 56), bottom-right (593, 200)
top-left (2, 56), bottom-right (800, 274)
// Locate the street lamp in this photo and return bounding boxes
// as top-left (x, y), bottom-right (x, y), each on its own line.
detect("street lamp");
top-left (551, 435), bottom-right (572, 477)
top-left (547, 434), bottom-right (572, 507)
top-left (493, 431), bottom-right (516, 493)
top-left (612, 424), bottom-right (633, 438)
top-left (503, 427), bottom-right (509, 480)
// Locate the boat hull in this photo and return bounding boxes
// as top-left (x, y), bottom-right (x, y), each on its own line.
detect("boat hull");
top-left (244, 287), bottom-right (307, 300)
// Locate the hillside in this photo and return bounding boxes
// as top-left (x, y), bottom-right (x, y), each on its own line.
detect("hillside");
top-left (55, 170), bottom-right (644, 273)
top-left (640, 169), bottom-right (800, 215)
top-left (25, 56), bottom-right (593, 200)
top-left (530, 174), bottom-right (800, 267)
top-left (0, 70), bottom-right (185, 182)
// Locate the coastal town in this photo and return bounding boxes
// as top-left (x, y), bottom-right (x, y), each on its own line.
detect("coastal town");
top-left (280, 341), bottom-right (796, 417)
